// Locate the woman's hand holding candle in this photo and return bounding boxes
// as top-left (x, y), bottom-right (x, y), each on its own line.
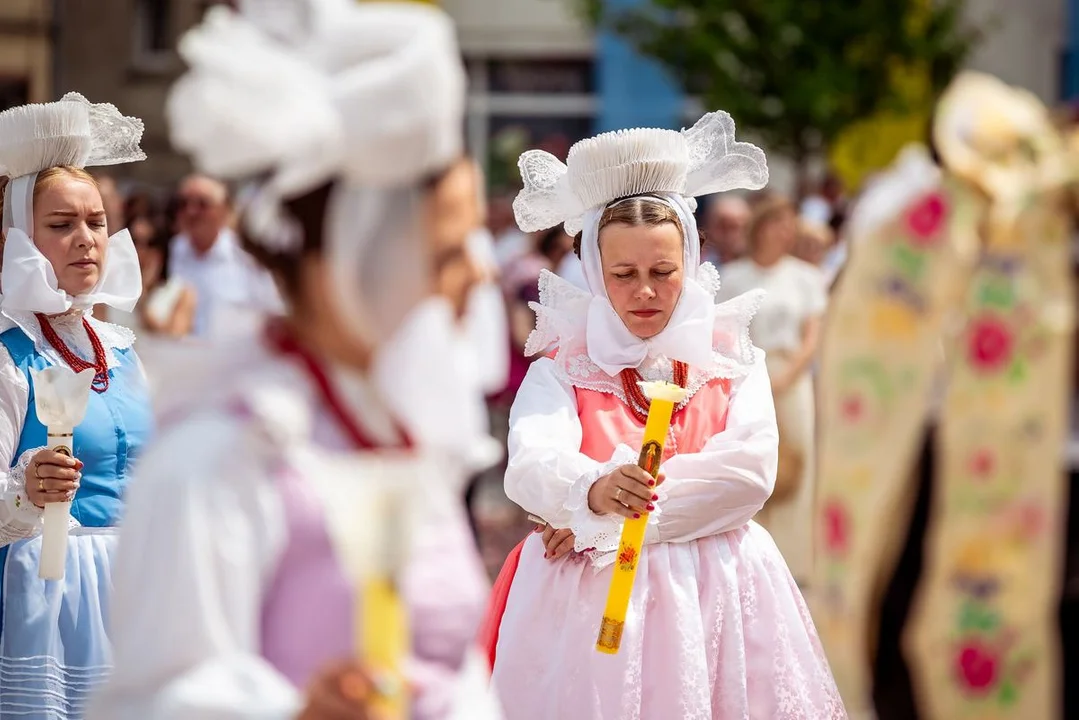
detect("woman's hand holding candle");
top-left (25, 449), bottom-right (82, 508)
top-left (299, 660), bottom-right (383, 720)
top-left (587, 465), bottom-right (664, 519)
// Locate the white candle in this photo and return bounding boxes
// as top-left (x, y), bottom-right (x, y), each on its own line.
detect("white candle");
top-left (29, 367), bottom-right (95, 581)
top-left (39, 428), bottom-right (74, 581)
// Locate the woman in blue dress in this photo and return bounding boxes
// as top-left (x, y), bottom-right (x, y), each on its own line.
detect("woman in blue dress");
top-left (0, 93), bottom-right (150, 718)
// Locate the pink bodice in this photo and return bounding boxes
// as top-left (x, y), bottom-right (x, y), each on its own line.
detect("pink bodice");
top-left (575, 378), bottom-right (732, 462)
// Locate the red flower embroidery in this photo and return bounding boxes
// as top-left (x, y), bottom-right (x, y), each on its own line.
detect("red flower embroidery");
top-left (969, 449), bottom-right (995, 479)
top-left (967, 316), bottom-right (1014, 372)
top-left (906, 193), bottom-right (947, 244)
top-left (1015, 502), bottom-right (1045, 541)
top-left (822, 501), bottom-right (850, 556)
top-left (840, 394), bottom-right (864, 423)
top-left (955, 640), bottom-right (999, 693)
top-left (617, 546), bottom-right (637, 569)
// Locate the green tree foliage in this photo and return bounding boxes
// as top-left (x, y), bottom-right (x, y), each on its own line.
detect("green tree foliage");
top-left (576, 0), bottom-right (980, 167)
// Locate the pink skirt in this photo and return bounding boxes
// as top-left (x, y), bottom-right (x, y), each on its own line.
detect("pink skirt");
top-left (489, 522), bottom-right (846, 720)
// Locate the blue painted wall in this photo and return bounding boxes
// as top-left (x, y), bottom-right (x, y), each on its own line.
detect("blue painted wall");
top-left (594, 0), bottom-right (685, 132)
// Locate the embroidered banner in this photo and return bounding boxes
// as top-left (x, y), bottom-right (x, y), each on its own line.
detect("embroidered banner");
top-left (815, 72), bottom-right (1077, 719)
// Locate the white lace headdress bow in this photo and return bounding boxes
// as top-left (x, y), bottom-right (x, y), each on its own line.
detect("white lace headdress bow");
top-left (512, 112), bottom-right (769, 379)
top-left (0, 92), bottom-right (146, 328)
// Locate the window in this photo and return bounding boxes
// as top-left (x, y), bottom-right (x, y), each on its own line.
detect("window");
top-left (0, 77), bottom-right (30, 113)
top-left (466, 57), bottom-right (598, 192)
top-left (134, 0), bottom-right (172, 55)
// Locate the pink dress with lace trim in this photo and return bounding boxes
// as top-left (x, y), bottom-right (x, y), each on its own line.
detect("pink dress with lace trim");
top-left (489, 378), bottom-right (846, 720)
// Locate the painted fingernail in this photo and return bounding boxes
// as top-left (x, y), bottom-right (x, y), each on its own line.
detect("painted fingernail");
top-left (544, 552), bottom-right (549, 559)
top-left (646, 503), bottom-right (655, 511)
top-left (648, 479), bottom-right (655, 486)
top-left (633, 513), bottom-right (641, 519)
top-left (651, 494), bottom-right (659, 501)
top-left (74, 460), bottom-right (83, 469)
top-left (585, 547), bottom-right (596, 552)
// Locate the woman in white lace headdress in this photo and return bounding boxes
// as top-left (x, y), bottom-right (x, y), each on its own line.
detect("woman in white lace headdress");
top-left (90, 2), bottom-right (503, 719)
top-left (479, 114), bottom-right (846, 719)
top-left (0, 93), bottom-right (149, 718)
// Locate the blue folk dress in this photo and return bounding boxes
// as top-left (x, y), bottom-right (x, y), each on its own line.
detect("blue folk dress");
top-left (0, 317), bottom-right (151, 719)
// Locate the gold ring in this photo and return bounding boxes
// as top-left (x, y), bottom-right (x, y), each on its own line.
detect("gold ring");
top-left (38, 477), bottom-right (44, 492)
top-left (614, 487), bottom-right (623, 502)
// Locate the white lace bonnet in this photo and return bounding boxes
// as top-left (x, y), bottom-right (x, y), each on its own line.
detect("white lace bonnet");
top-left (0, 92), bottom-right (145, 322)
top-left (166, 0), bottom-right (467, 341)
top-left (512, 112), bottom-right (770, 379)
top-left (513, 111), bottom-right (768, 237)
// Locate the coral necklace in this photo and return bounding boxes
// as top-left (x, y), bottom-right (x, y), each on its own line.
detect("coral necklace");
top-left (618, 360), bottom-right (689, 425)
top-left (264, 320), bottom-right (412, 452)
top-left (35, 314), bottom-right (110, 393)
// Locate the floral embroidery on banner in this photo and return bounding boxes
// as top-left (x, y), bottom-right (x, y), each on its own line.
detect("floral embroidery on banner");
top-left (821, 499), bottom-right (851, 557)
top-left (905, 191), bottom-right (949, 244)
top-left (934, 237), bottom-right (1060, 712)
top-left (966, 315), bottom-right (1014, 373)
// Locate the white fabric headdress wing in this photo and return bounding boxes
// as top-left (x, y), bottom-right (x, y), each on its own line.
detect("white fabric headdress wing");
top-left (169, 0), bottom-right (464, 196)
top-left (0, 92), bottom-right (145, 182)
top-left (513, 111), bottom-right (767, 235)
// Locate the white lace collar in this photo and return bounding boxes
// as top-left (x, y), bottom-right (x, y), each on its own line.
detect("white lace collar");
top-left (526, 263), bottom-right (764, 408)
top-left (0, 307), bottom-right (136, 370)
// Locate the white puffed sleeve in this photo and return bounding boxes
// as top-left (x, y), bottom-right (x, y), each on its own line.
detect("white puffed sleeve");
top-left (0, 346), bottom-right (46, 547)
top-left (504, 358), bottom-right (639, 551)
top-left (87, 413), bottom-right (300, 720)
top-left (651, 350), bottom-right (778, 544)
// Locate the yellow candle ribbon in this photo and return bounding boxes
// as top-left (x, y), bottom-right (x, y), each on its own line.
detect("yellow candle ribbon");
top-left (596, 381), bottom-right (688, 655)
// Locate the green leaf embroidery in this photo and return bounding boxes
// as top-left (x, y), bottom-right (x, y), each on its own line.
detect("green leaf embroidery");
top-left (1007, 359), bottom-right (1026, 384)
top-left (998, 679), bottom-right (1018, 706)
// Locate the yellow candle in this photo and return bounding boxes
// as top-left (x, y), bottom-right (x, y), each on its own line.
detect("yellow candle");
top-left (360, 576), bottom-right (409, 717)
top-left (596, 381), bottom-right (688, 655)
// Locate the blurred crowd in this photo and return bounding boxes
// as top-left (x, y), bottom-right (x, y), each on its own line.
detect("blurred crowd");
top-left (91, 173), bottom-right (280, 341)
top-left (92, 165), bottom-right (1079, 585)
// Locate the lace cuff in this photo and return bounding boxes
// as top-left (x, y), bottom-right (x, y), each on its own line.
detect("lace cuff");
top-left (1, 447), bottom-right (47, 545)
top-left (564, 444), bottom-right (657, 567)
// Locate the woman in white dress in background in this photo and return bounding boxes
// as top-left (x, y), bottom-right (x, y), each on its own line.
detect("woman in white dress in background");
top-left (717, 195), bottom-right (828, 585)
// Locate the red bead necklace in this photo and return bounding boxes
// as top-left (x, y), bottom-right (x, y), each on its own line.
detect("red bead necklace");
top-left (35, 314), bottom-right (110, 393)
top-left (618, 360), bottom-right (689, 425)
top-left (264, 320), bottom-right (412, 452)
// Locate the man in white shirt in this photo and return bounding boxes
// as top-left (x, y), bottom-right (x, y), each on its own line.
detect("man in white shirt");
top-left (168, 174), bottom-right (283, 337)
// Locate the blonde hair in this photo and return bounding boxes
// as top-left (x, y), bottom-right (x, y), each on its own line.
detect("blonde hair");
top-left (0, 166), bottom-right (99, 218)
top-left (572, 195), bottom-right (686, 257)
top-left (34, 166), bottom-right (98, 200)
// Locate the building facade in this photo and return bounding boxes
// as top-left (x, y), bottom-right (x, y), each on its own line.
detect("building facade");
top-left (52, 0), bottom-right (233, 189)
top-left (39, 0), bottom-right (1072, 192)
top-left (0, 0), bottom-right (55, 110)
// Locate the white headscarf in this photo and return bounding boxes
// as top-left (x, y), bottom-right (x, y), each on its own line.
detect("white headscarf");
top-left (577, 193), bottom-right (715, 375)
top-left (0, 93), bottom-right (146, 332)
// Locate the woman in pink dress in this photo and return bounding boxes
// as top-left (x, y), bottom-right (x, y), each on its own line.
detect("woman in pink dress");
top-left (483, 113), bottom-right (846, 719)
